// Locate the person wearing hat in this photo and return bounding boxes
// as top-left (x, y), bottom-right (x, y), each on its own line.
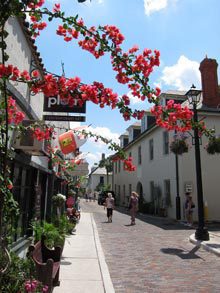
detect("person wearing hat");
top-left (129, 191), bottom-right (139, 225)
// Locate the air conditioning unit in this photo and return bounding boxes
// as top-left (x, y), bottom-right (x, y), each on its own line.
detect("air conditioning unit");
top-left (12, 120), bottom-right (50, 156)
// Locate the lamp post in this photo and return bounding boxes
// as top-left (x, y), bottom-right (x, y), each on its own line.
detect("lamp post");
top-left (186, 85), bottom-right (209, 241)
top-left (175, 148), bottom-right (181, 220)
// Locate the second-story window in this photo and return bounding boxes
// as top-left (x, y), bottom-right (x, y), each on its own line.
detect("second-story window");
top-left (138, 145), bottom-right (142, 165)
top-left (149, 139), bottom-right (154, 160)
top-left (118, 160), bottom-right (121, 172)
top-left (163, 131), bottom-right (169, 155)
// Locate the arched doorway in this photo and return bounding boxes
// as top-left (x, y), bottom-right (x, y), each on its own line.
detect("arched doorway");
top-left (136, 182), bottom-right (143, 211)
top-left (136, 182), bottom-right (143, 197)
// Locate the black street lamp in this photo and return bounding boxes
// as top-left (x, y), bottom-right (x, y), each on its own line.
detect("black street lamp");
top-left (175, 142), bottom-right (181, 220)
top-left (186, 85), bottom-right (209, 241)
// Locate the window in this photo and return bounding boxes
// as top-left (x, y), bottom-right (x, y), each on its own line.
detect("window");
top-left (163, 131), bottom-right (169, 155)
top-left (12, 164), bottom-right (35, 240)
top-left (149, 139), bottom-right (154, 160)
top-left (138, 145), bottom-right (142, 165)
top-left (100, 176), bottom-right (104, 184)
top-left (124, 137), bottom-right (129, 146)
top-left (123, 184), bottom-right (126, 204)
top-left (118, 185), bottom-right (121, 201)
top-left (115, 161), bottom-right (117, 173)
top-left (164, 179), bottom-right (171, 207)
top-left (118, 160), bottom-right (121, 172)
top-left (133, 128), bottom-right (141, 139)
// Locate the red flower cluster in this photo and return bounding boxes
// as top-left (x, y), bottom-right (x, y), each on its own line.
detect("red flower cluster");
top-left (123, 157), bottom-right (136, 172)
top-left (26, 7), bottom-right (161, 107)
top-left (32, 127), bottom-right (55, 141)
top-left (103, 25), bottom-right (125, 46)
top-left (112, 156), bottom-right (136, 172)
top-left (56, 25), bottom-right (79, 42)
top-left (27, 0), bottom-right (45, 9)
top-left (0, 64), bottom-right (31, 81)
top-left (151, 99), bottom-right (194, 132)
top-left (112, 49), bottom-right (161, 101)
top-left (7, 96), bottom-right (25, 124)
top-left (24, 278), bottom-right (48, 292)
top-left (53, 3), bottom-right (61, 13)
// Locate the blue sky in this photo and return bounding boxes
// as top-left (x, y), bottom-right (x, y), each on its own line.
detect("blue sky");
top-left (37, 0), bottom-right (220, 168)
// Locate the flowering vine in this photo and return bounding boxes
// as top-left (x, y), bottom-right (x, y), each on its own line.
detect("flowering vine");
top-left (0, 0), bottom-right (217, 264)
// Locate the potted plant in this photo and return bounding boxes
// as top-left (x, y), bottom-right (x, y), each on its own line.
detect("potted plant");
top-left (170, 133), bottom-right (189, 155)
top-left (206, 137), bottom-right (220, 154)
top-left (31, 221), bottom-right (65, 249)
top-left (52, 193), bottom-right (66, 218)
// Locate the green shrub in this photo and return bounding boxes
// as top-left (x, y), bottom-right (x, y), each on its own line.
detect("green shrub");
top-left (31, 220), bottom-right (65, 248)
top-left (0, 252), bottom-right (35, 292)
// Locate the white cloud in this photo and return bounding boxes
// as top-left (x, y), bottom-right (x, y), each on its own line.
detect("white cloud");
top-left (144, 0), bottom-right (179, 16)
top-left (160, 55), bottom-right (201, 90)
top-left (85, 152), bottom-right (99, 162)
top-left (87, 126), bottom-right (120, 146)
top-left (144, 0), bottom-right (168, 16)
top-left (80, 126), bottom-right (120, 170)
top-left (127, 91), bottom-right (143, 105)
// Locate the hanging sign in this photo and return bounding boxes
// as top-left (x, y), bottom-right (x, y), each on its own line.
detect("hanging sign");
top-left (43, 95), bottom-right (86, 113)
top-left (58, 127), bottom-right (88, 155)
top-left (43, 115), bottom-right (86, 122)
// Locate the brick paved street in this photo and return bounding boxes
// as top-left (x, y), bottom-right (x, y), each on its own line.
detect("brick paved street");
top-left (82, 200), bottom-right (220, 293)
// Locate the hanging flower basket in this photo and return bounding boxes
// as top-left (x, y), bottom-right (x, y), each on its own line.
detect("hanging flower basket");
top-left (52, 193), bottom-right (66, 207)
top-left (206, 137), bottom-right (220, 154)
top-left (170, 139), bottom-right (189, 155)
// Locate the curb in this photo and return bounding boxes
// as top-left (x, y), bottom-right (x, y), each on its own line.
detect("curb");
top-left (91, 214), bottom-right (115, 293)
top-left (189, 234), bottom-right (220, 257)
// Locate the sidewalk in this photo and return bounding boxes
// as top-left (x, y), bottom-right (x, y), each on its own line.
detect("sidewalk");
top-left (53, 209), bottom-right (220, 293)
top-left (189, 230), bottom-right (220, 257)
top-left (53, 212), bottom-right (115, 293)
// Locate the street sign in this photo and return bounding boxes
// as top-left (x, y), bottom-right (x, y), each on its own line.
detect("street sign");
top-left (43, 95), bottom-right (86, 113)
top-left (43, 115), bottom-right (86, 122)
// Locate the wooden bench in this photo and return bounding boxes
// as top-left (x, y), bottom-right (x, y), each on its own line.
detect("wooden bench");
top-left (28, 235), bottom-right (62, 293)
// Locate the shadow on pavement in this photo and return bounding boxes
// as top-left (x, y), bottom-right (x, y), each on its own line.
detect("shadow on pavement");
top-left (115, 207), bottom-right (187, 230)
top-left (161, 246), bottom-right (202, 259)
top-left (115, 206), bottom-right (220, 232)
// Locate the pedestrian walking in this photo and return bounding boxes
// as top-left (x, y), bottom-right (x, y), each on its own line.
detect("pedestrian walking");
top-left (88, 191), bottom-right (92, 202)
top-left (184, 192), bottom-right (195, 226)
top-left (129, 191), bottom-right (139, 225)
top-left (104, 193), bottom-right (115, 223)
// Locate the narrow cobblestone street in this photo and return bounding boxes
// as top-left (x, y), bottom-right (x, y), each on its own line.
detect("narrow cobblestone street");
top-left (82, 200), bottom-right (220, 293)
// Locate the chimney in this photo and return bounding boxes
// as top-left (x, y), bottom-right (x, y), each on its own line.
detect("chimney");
top-left (101, 153), bottom-right (105, 160)
top-left (199, 57), bottom-right (220, 108)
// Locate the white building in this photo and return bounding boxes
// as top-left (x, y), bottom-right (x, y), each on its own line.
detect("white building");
top-left (87, 166), bottom-right (112, 194)
top-left (113, 57), bottom-right (220, 222)
top-left (3, 16), bottom-right (75, 254)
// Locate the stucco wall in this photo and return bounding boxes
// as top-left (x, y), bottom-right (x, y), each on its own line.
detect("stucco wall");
top-left (113, 112), bottom-right (220, 221)
top-left (5, 17), bottom-right (44, 119)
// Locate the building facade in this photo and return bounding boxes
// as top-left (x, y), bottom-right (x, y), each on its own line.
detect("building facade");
top-left (2, 17), bottom-right (73, 255)
top-left (113, 57), bottom-right (220, 222)
top-left (87, 166), bottom-right (112, 194)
